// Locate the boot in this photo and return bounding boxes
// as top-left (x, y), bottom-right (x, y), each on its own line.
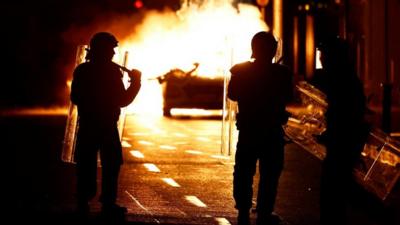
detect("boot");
top-left (256, 212), bottom-right (282, 225)
top-left (101, 203), bottom-right (127, 216)
top-left (237, 209), bottom-right (250, 225)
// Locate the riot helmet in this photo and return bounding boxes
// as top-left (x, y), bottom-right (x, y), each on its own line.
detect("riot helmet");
top-left (86, 32), bottom-right (118, 61)
top-left (89, 32), bottom-right (118, 50)
top-left (317, 36), bottom-right (350, 69)
top-left (251, 31), bottom-right (278, 60)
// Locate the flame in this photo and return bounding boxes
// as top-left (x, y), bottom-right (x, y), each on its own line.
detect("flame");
top-left (121, 1), bottom-right (268, 77)
top-left (119, 1), bottom-right (269, 114)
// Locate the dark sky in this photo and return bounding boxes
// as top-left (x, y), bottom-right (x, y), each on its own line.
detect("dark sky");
top-left (3, 1), bottom-right (102, 107)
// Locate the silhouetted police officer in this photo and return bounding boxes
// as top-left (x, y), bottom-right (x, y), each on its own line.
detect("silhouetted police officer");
top-left (228, 31), bottom-right (294, 225)
top-left (71, 32), bottom-right (141, 217)
top-left (312, 36), bottom-right (369, 225)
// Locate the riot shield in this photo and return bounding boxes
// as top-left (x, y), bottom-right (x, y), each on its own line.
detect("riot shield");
top-left (354, 128), bottom-right (400, 200)
top-left (61, 45), bottom-right (87, 163)
top-left (284, 81), bottom-right (400, 201)
top-left (283, 81), bottom-right (327, 160)
top-left (220, 37), bottom-right (237, 156)
top-left (118, 51), bottom-right (130, 139)
top-left (221, 80), bottom-right (238, 156)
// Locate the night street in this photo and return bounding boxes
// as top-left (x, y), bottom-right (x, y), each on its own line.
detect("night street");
top-left (2, 1), bottom-right (400, 224)
top-left (116, 113), bottom-right (320, 225)
top-left (4, 109), bottom-right (398, 225)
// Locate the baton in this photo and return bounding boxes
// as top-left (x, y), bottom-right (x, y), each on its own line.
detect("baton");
top-left (113, 62), bottom-right (142, 80)
top-left (113, 62), bottom-right (132, 73)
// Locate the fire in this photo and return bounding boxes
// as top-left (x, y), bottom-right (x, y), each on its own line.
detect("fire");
top-left (121, 1), bottom-right (268, 77)
top-left (118, 1), bottom-right (269, 114)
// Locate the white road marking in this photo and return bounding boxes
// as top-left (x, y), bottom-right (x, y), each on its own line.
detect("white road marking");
top-left (185, 195), bottom-right (207, 208)
top-left (196, 137), bottom-right (211, 142)
top-left (144, 163), bottom-right (160, 172)
top-left (161, 178), bottom-right (181, 187)
top-left (185, 150), bottom-right (203, 155)
top-left (215, 217), bottom-right (232, 225)
top-left (129, 150), bottom-right (144, 158)
top-left (211, 154), bottom-right (231, 160)
top-left (121, 141), bottom-right (132, 148)
top-left (129, 132), bottom-right (149, 136)
top-left (138, 140), bottom-right (154, 146)
top-left (159, 145), bottom-right (176, 150)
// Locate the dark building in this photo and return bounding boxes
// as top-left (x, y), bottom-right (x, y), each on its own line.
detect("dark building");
top-left (264, 0), bottom-right (400, 133)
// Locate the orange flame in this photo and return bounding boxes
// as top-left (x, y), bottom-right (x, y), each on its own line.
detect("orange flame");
top-left (121, 1), bottom-right (268, 78)
top-left (118, 1), bottom-right (269, 114)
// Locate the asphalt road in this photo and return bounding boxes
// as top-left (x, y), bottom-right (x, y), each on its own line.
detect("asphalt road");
top-left (3, 110), bottom-right (398, 225)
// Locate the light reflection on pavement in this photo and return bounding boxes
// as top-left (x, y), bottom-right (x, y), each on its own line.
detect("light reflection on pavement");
top-left (119, 113), bottom-right (237, 224)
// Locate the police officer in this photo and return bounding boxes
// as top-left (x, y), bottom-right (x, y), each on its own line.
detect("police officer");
top-left (228, 31), bottom-right (294, 225)
top-left (312, 36), bottom-right (369, 225)
top-left (71, 32), bottom-right (141, 217)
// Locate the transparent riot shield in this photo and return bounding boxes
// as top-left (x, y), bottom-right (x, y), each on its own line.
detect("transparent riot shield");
top-left (220, 36), bottom-right (283, 156)
top-left (354, 129), bottom-right (400, 201)
top-left (220, 37), bottom-right (237, 157)
top-left (118, 51), bottom-right (130, 139)
top-left (61, 45), bottom-right (87, 163)
top-left (221, 78), bottom-right (238, 156)
top-left (284, 81), bottom-right (400, 201)
top-left (283, 81), bottom-right (328, 160)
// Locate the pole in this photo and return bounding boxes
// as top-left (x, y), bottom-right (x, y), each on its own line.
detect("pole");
top-left (382, 0), bottom-right (391, 133)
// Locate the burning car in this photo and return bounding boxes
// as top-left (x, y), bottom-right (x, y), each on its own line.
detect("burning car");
top-left (156, 63), bottom-right (224, 116)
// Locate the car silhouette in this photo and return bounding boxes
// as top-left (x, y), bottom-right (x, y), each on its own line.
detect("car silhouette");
top-left (156, 63), bottom-right (224, 116)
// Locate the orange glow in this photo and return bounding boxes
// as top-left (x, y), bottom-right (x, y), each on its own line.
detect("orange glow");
top-left (273, 0), bottom-right (283, 39)
top-left (0, 107), bottom-right (68, 116)
top-left (171, 108), bottom-right (222, 116)
top-left (121, 1), bottom-right (268, 78)
top-left (119, 1), bottom-right (269, 114)
top-left (293, 16), bottom-right (299, 74)
top-left (305, 15), bottom-right (315, 78)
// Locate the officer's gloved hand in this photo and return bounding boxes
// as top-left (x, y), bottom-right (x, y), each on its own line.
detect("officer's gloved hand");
top-left (128, 69), bottom-right (141, 82)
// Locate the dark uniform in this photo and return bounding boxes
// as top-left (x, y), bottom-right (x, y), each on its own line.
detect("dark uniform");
top-left (228, 31), bottom-right (293, 225)
top-left (312, 37), bottom-right (369, 225)
top-left (70, 32), bottom-right (141, 215)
